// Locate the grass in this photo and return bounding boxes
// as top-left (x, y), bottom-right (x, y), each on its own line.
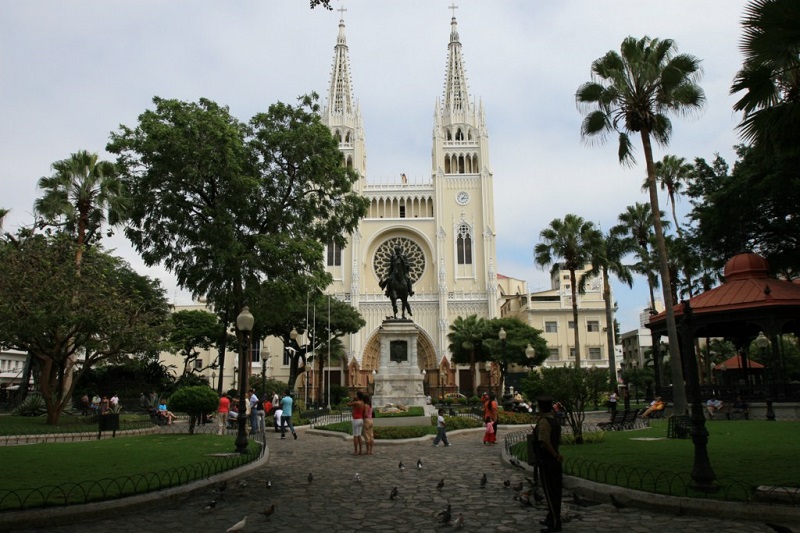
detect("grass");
top-left (0, 434), bottom-right (260, 510)
top-left (0, 413), bottom-right (153, 435)
top-left (510, 420), bottom-right (800, 501)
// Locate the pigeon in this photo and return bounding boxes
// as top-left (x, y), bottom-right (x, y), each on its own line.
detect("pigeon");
top-left (509, 457), bottom-right (522, 468)
top-left (236, 480), bottom-right (248, 488)
top-left (226, 516), bottom-right (247, 532)
top-left (390, 486), bottom-right (399, 500)
top-left (354, 473), bottom-right (361, 482)
top-left (307, 473), bottom-right (314, 483)
top-left (417, 459), bottom-right (422, 470)
top-left (511, 480), bottom-right (523, 492)
top-left (532, 489), bottom-right (544, 503)
top-left (260, 504), bottom-right (275, 519)
top-left (503, 479), bottom-right (511, 488)
top-left (266, 480), bottom-right (272, 488)
top-left (202, 499), bottom-right (216, 512)
top-left (398, 461), bottom-right (405, 471)
top-left (436, 478), bottom-right (445, 490)
top-left (437, 503), bottom-right (452, 524)
top-left (453, 513), bottom-right (464, 528)
top-left (217, 480), bottom-right (228, 493)
top-left (516, 491), bottom-right (533, 507)
top-left (480, 473), bottom-right (487, 487)
top-left (610, 494), bottom-right (627, 511)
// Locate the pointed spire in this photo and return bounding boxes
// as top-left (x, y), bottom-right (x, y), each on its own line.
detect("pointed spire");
top-left (442, 7), bottom-right (471, 114)
top-left (327, 9), bottom-right (354, 116)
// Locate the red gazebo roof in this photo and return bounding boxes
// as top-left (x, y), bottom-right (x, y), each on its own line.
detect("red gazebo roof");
top-left (713, 355), bottom-right (764, 371)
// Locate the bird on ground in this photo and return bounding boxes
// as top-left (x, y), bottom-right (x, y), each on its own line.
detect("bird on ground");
top-left (390, 487), bottom-right (398, 500)
top-left (766, 523), bottom-right (795, 533)
top-left (480, 473), bottom-right (487, 487)
top-left (509, 457), bottom-right (522, 468)
top-left (236, 480), bottom-right (248, 489)
top-left (610, 494), bottom-right (627, 511)
top-left (202, 499), bottom-right (216, 511)
top-left (532, 489), bottom-right (544, 503)
top-left (217, 480), bottom-right (228, 493)
top-left (260, 504), bottom-right (275, 519)
top-left (516, 491), bottom-right (533, 507)
top-left (307, 473), bottom-right (314, 483)
top-left (503, 479), bottom-right (511, 488)
top-left (417, 459), bottom-right (422, 470)
top-left (398, 461), bottom-right (405, 471)
top-left (511, 480), bottom-right (523, 492)
top-left (437, 504), bottom-right (452, 525)
top-left (453, 514), bottom-right (464, 528)
top-left (226, 516), bottom-right (247, 532)
top-left (354, 473), bottom-right (361, 482)
top-left (436, 478), bottom-right (445, 490)
top-left (266, 480), bottom-right (272, 488)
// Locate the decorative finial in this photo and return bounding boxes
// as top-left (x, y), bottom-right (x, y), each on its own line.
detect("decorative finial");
top-left (337, 6), bottom-right (347, 19)
top-left (449, 3), bottom-right (458, 18)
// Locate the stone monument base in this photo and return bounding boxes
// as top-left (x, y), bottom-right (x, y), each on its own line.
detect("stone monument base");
top-left (372, 319), bottom-right (427, 409)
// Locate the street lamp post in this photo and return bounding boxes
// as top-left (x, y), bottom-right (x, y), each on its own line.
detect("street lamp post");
top-left (260, 346), bottom-right (271, 400)
top-left (525, 344), bottom-right (536, 368)
top-left (235, 307), bottom-right (254, 454)
top-left (233, 366), bottom-right (237, 390)
top-left (498, 328), bottom-right (507, 396)
top-left (422, 369), bottom-right (427, 397)
top-left (754, 331), bottom-right (775, 421)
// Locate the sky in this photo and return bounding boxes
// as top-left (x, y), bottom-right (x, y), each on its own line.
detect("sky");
top-left (0, 1), bottom-right (749, 334)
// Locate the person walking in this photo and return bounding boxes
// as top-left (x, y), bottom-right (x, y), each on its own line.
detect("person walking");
top-left (279, 389), bottom-right (297, 440)
top-left (532, 395), bottom-right (563, 533)
top-left (432, 408), bottom-right (450, 447)
top-left (247, 389), bottom-right (260, 433)
top-left (482, 392), bottom-right (498, 443)
top-left (482, 416), bottom-right (496, 445)
top-left (362, 393), bottom-right (375, 455)
top-left (217, 393), bottom-right (230, 435)
top-left (347, 391), bottom-right (366, 455)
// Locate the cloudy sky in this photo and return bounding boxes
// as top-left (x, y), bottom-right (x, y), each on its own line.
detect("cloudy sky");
top-left (1, 1), bottom-right (749, 333)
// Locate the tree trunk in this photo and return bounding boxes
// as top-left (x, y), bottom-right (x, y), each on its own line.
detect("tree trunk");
top-left (602, 267), bottom-right (617, 386)
top-left (641, 130), bottom-right (687, 414)
top-left (569, 269), bottom-right (581, 369)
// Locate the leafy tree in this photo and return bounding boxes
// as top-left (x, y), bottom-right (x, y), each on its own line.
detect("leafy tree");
top-left (447, 315), bottom-right (489, 396)
top-left (107, 94), bottom-right (368, 388)
top-left (167, 386), bottom-right (219, 435)
top-left (481, 318), bottom-right (548, 398)
top-left (168, 310), bottom-right (226, 375)
top-left (731, 0), bottom-right (800, 156)
top-left (521, 366), bottom-right (590, 443)
top-left (576, 36), bottom-right (705, 414)
top-left (534, 214), bottom-right (602, 368)
top-left (582, 230), bottom-right (634, 385)
top-left (0, 233), bottom-right (170, 424)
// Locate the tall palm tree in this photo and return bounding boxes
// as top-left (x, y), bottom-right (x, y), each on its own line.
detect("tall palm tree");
top-left (34, 150), bottom-right (126, 268)
top-left (447, 315), bottom-right (487, 397)
top-left (577, 36), bottom-right (705, 414)
top-left (534, 214), bottom-right (602, 369)
top-left (581, 231), bottom-right (634, 385)
top-left (648, 155), bottom-right (692, 234)
top-left (0, 208), bottom-right (8, 232)
top-left (611, 203), bottom-right (667, 313)
top-left (731, 0), bottom-right (800, 155)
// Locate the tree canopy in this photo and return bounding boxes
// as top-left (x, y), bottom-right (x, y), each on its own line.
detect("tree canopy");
top-left (168, 309), bottom-right (227, 375)
top-left (0, 233), bottom-right (171, 424)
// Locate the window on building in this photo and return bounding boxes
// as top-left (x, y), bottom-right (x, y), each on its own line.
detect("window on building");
top-left (545, 321), bottom-right (558, 333)
top-left (563, 274), bottom-right (569, 280)
top-left (587, 320), bottom-right (600, 332)
top-left (588, 347), bottom-right (602, 360)
top-left (250, 339), bottom-right (261, 363)
top-left (569, 347), bottom-right (576, 358)
top-left (549, 348), bottom-right (560, 360)
top-left (194, 359), bottom-right (203, 370)
top-left (568, 321), bottom-right (575, 329)
top-left (456, 223), bottom-right (473, 265)
top-left (327, 242), bottom-right (342, 267)
top-left (399, 204), bottom-right (406, 218)
top-left (283, 347), bottom-right (293, 366)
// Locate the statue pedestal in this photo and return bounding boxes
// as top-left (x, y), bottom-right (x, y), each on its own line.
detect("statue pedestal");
top-left (373, 319), bottom-right (427, 409)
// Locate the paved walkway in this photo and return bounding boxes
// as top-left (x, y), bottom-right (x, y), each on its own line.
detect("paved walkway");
top-left (14, 426), bottom-right (795, 533)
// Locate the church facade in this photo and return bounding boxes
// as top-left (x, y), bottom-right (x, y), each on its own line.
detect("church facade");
top-left (321, 12), bottom-right (498, 396)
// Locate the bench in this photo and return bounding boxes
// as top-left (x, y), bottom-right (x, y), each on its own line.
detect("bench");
top-left (598, 409), bottom-right (642, 431)
top-left (705, 403), bottom-right (749, 420)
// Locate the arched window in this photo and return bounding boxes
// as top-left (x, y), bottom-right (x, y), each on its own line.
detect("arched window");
top-left (345, 130), bottom-right (351, 143)
top-left (456, 223), bottom-right (472, 265)
top-left (446, 129), bottom-right (452, 141)
top-left (458, 155), bottom-right (465, 174)
top-left (444, 155), bottom-right (451, 174)
top-left (455, 128), bottom-right (464, 141)
top-left (335, 130), bottom-right (342, 143)
top-left (327, 242), bottom-right (342, 267)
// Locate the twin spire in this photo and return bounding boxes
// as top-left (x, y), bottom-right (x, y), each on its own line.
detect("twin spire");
top-left (327, 7), bottom-right (354, 116)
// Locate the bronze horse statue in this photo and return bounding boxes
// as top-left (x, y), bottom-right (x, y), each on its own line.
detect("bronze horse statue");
top-left (380, 248), bottom-right (414, 319)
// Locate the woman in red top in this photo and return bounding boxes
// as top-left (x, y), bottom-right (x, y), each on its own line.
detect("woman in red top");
top-left (348, 391), bottom-right (366, 455)
top-left (217, 393), bottom-right (230, 435)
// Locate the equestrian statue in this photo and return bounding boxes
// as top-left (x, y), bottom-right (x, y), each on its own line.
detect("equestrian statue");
top-left (379, 245), bottom-right (414, 319)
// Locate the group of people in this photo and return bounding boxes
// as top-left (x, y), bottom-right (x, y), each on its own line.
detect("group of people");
top-left (347, 391), bottom-right (375, 455)
top-left (80, 393), bottom-right (119, 416)
top-left (217, 389), bottom-right (298, 439)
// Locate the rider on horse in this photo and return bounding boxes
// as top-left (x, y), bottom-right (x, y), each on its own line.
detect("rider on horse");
top-left (382, 245), bottom-right (414, 297)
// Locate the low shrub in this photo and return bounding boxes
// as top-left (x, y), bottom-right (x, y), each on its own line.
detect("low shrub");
top-left (442, 415), bottom-right (482, 431)
top-left (497, 410), bottom-right (535, 425)
top-left (561, 430), bottom-right (605, 445)
top-left (374, 426), bottom-right (435, 439)
top-left (12, 393), bottom-right (46, 417)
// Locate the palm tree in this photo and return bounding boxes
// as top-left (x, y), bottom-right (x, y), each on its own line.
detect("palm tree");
top-left (731, 0), bottom-right (800, 155)
top-left (577, 36), bottom-right (705, 414)
top-left (534, 214), bottom-right (602, 369)
top-left (34, 150), bottom-right (126, 268)
top-left (0, 208), bottom-right (8, 232)
top-left (649, 154), bottom-right (692, 234)
top-left (581, 231), bottom-right (634, 385)
top-left (447, 315), bottom-right (488, 397)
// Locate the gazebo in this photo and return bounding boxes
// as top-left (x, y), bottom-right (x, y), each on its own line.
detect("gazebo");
top-left (712, 355), bottom-right (765, 387)
top-left (646, 252), bottom-right (800, 403)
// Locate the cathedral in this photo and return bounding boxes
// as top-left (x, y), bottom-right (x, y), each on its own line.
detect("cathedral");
top-left (321, 11), bottom-right (498, 396)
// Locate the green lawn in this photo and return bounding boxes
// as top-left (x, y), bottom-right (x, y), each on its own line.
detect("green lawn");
top-left (511, 420), bottom-right (800, 501)
top-left (0, 414), bottom-right (153, 435)
top-left (0, 434), bottom-right (260, 510)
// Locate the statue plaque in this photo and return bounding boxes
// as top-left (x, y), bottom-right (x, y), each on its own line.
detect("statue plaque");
top-left (390, 340), bottom-right (408, 363)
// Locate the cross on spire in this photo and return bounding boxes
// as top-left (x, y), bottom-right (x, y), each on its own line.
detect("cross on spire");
top-left (337, 6), bottom-right (347, 19)
top-left (449, 3), bottom-right (458, 18)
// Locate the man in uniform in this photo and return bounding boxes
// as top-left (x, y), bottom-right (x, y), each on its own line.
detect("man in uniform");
top-left (532, 395), bottom-right (563, 532)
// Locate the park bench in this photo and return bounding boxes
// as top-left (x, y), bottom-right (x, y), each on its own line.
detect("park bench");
top-left (597, 410), bottom-right (625, 431)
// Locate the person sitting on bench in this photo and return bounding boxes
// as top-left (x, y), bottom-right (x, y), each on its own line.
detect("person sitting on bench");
top-left (640, 396), bottom-right (664, 418)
